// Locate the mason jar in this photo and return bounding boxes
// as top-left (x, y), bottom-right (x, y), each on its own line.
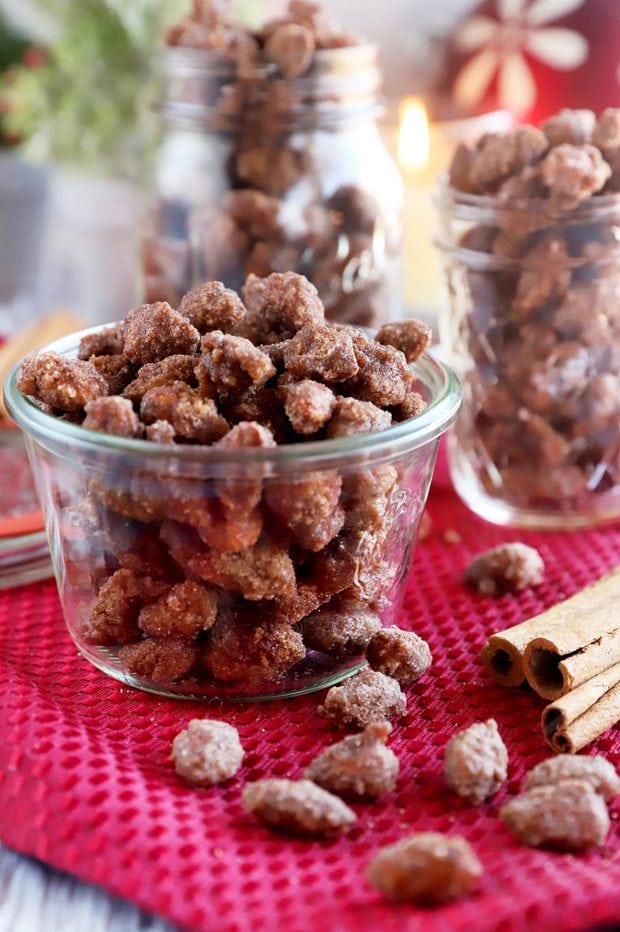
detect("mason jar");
top-left (5, 326), bottom-right (461, 701)
top-left (140, 44), bottom-right (403, 328)
top-left (436, 178), bottom-right (620, 528)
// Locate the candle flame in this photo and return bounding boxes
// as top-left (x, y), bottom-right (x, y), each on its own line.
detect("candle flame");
top-left (398, 98), bottom-right (430, 172)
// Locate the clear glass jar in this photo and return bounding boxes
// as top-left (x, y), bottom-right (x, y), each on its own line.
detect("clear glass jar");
top-left (436, 179), bottom-right (620, 528)
top-left (5, 327), bottom-right (460, 701)
top-left (140, 45), bottom-right (403, 328)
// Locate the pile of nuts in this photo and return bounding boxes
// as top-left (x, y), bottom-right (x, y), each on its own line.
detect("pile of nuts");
top-left (445, 108), bottom-right (620, 512)
top-left (144, 0), bottom-right (401, 328)
top-left (18, 272), bottom-right (431, 690)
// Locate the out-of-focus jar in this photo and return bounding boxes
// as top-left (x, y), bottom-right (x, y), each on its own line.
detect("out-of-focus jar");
top-left (5, 328), bottom-right (460, 701)
top-left (436, 179), bottom-right (620, 528)
top-left (141, 44), bottom-right (403, 328)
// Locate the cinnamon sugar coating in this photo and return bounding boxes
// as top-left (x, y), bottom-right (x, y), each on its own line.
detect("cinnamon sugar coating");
top-left (444, 719), bottom-right (508, 805)
top-left (18, 353), bottom-right (107, 412)
top-left (541, 109), bottom-right (595, 147)
top-left (301, 599), bottom-right (381, 656)
top-left (500, 780), bottom-right (610, 850)
top-left (305, 721), bottom-right (398, 799)
top-left (326, 397), bottom-right (391, 438)
top-left (83, 396), bottom-right (143, 439)
top-left (318, 667), bottom-right (406, 729)
top-left (189, 539), bottom-right (296, 600)
top-left (89, 355), bottom-right (135, 396)
top-left (366, 626), bottom-right (432, 687)
top-left (178, 281), bottom-right (246, 334)
top-left (525, 755), bottom-right (620, 802)
top-left (84, 568), bottom-right (168, 645)
top-left (123, 356), bottom-right (198, 403)
top-left (367, 832), bottom-right (482, 905)
top-left (198, 331), bottom-right (276, 396)
top-left (465, 543), bottom-right (544, 596)
top-left (265, 470), bottom-right (344, 551)
top-left (122, 302), bottom-right (200, 365)
top-left (240, 271), bottom-right (325, 344)
top-left (140, 382), bottom-right (229, 444)
top-left (77, 325), bottom-right (124, 360)
top-left (264, 22), bottom-right (315, 78)
top-left (171, 718), bottom-right (244, 786)
top-left (540, 144), bottom-right (611, 209)
top-left (146, 419), bottom-right (176, 444)
top-left (283, 324), bottom-right (359, 382)
top-left (243, 779), bottom-right (356, 836)
top-left (282, 379), bottom-right (336, 434)
top-left (118, 636), bottom-right (199, 683)
top-left (138, 580), bottom-right (218, 638)
top-left (376, 320), bottom-right (432, 363)
top-left (203, 613), bottom-right (305, 682)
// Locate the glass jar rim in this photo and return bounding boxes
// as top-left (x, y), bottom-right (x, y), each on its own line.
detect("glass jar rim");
top-left (434, 172), bottom-right (620, 221)
top-left (4, 324), bottom-right (462, 469)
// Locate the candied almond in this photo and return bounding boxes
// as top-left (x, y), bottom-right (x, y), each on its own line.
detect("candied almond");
top-left (189, 539), bottom-right (296, 601)
top-left (367, 832), bottom-right (482, 905)
top-left (376, 320), bottom-right (432, 363)
top-left (525, 755), bottom-right (620, 802)
top-left (171, 719), bottom-right (244, 786)
top-left (83, 568), bottom-right (168, 645)
top-left (178, 281), bottom-right (246, 334)
top-left (541, 109), bottom-right (595, 147)
top-left (198, 330), bottom-right (276, 396)
top-left (18, 353), bottom-right (107, 413)
top-left (305, 721), bottom-right (398, 799)
top-left (83, 396), bottom-right (143, 439)
top-left (139, 580), bottom-right (218, 639)
top-left (326, 397), bottom-right (391, 438)
top-left (500, 780), bottom-right (609, 850)
top-left (118, 636), bottom-right (199, 683)
top-left (140, 382), bottom-right (229, 444)
top-left (465, 543), bottom-right (544, 596)
top-left (468, 126), bottom-right (548, 194)
top-left (283, 324), bottom-right (359, 382)
top-left (89, 354), bottom-right (135, 396)
top-left (122, 302), bottom-right (200, 365)
top-left (318, 667), bottom-right (406, 729)
top-left (367, 626), bottom-right (432, 687)
top-left (350, 334), bottom-right (411, 406)
top-left (282, 379), bottom-right (336, 435)
top-left (77, 325), bottom-right (124, 360)
top-left (146, 419), bottom-right (176, 444)
top-left (243, 778), bottom-right (356, 837)
top-left (265, 22), bottom-right (315, 78)
top-left (203, 614), bottom-right (305, 683)
top-left (123, 356), bottom-right (199, 403)
top-left (541, 144), bottom-right (611, 209)
top-left (444, 719), bottom-right (508, 805)
top-left (301, 600), bottom-right (382, 657)
top-left (265, 470), bottom-right (344, 551)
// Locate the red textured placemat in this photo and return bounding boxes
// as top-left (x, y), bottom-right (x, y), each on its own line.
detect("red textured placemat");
top-left (1, 484), bottom-right (620, 932)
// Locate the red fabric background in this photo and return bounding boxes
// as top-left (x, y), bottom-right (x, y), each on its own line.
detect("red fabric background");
top-left (1, 480), bottom-right (620, 932)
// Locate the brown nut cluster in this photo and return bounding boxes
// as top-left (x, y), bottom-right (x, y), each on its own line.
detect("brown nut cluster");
top-left (366, 626), bottom-right (432, 687)
top-left (443, 719), bottom-right (508, 805)
top-left (367, 832), bottom-right (483, 905)
top-left (171, 718), bottom-right (244, 786)
top-left (18, 274), bottom-right (431, 692)
top-left (464, 543), bottom-right (545, 597)
top-left (143, 1), bottom-right (399, 330)
top-left (447, 108), bottom-right (620, 514)
top-left (500, 752), bottom-right (618, 850)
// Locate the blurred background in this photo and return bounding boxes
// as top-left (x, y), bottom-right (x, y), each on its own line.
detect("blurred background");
top-left (0, 0), bottom-right (617, 335)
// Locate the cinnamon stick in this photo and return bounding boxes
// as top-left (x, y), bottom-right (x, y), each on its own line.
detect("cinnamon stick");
top-left (481, 567), bottom-right (620, 696)
top-left (541, 661), bottom-right (620, 753)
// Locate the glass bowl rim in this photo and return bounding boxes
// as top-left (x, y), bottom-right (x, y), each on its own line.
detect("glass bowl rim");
top-left (4, 323), bottom-right (462, 466)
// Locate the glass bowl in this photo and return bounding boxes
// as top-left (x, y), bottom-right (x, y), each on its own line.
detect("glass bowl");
top-left (5, 326), bottom-right (461, 700)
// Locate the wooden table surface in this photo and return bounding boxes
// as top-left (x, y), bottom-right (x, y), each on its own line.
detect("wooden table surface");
top-left (0, 845), bottom-right (172, 932)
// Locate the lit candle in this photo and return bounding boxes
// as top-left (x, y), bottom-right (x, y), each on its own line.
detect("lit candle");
top-left (395, 99), bottom-right (513, 325)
